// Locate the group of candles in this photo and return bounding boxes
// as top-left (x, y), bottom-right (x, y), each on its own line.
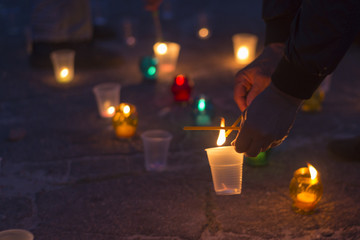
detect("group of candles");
top-left (47, 28), bottom-right (323, 214)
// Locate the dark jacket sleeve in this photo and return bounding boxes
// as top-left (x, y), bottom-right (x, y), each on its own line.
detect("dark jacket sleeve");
top-left (272, 0), bottom-right (360, 99)
top-left (262, 0), bottom-right (302, 45)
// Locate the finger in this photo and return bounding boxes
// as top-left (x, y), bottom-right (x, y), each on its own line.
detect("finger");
top-left (234, 83), bottom-right (248, 112)
top-left (234, 128), bottom-right (252, 153)
top-left (245, 141), bottom-right (263, 157)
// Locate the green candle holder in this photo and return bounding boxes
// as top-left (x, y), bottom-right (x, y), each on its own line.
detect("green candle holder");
top-left (245, 151), bottom-right (267, 166)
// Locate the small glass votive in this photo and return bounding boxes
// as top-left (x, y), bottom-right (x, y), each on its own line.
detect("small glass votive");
top-left (139, 56), bottom-right (158, 80)
top-left (301, 74), bottom-right (332, 112)
top-left (141, 130), bottom-right (172, 172)
top-left (232, 33), bottom-right (258, 65)
top-left (205, 146), bottom-right (244, 195)
top-left (289, 165), bottom-right (323, 213)
top-left (112, 103), bottom-right (138, 138)
top-left (153, 42), bottom-right (180, 81)
top-left (245, 151), bottom-right (268, 166)
top-left (192, 95), bottom-right (214, 126)
top-left (93, 83), bottom-right (121, 118)
top-left (171, 74), bottom-right (192, 102)
top-left (50, 49), bottom-right (75, 83)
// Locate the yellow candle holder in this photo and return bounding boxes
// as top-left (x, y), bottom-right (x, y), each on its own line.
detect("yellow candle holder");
top-left (112, 103), bottom-right (138, 138)
top-left (289, 166), bottom-right (323, 213)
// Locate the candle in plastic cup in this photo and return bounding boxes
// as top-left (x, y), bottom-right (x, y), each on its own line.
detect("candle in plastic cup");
top-left (153, 42), bottom-right (180, 81)
top-left (0, 229), bottom-right (34, 240)
top-left (141, 130), bottom-right (172, 172)
top-left (50, 49), bottom-right (75, 83)
top-left (232, 33), bottom-right (258, 65)
top-left (205, 146), bottom-right (244, 195)
top-left (93, 83), bottom-right (121, 118)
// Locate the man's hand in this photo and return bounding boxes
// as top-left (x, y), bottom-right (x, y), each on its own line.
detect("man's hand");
top-left (234, 43), bottom-right (285, 112)
top-left (233, 83), bottom-right (303, 157)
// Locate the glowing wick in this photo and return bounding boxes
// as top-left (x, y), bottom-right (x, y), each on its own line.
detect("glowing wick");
top-left (156, 43), bottom-right (168, 55)
top-left (198, 28), bottom-right (209, 39)
top-left (237, 46), bottom-right (249, 60)
top-left (217, 117), bottom-right (226, 146)
top-left (60, 68), bottom-right (69, 78)
top-left (107, 106), bottom-right (115, 115)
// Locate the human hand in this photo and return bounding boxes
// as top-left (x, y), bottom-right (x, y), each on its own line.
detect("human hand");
top-left (234, 43), bottom-right (285, 112)
top-left (232, 83), bottom-right (303, 157)
top-left (144, 0), bottom-right (163, 11)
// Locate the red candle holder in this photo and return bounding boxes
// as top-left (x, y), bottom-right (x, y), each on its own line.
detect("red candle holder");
top-left (171, 74), bottom-right (192, 102)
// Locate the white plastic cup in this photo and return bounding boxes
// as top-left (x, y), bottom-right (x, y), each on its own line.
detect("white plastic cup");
top-left (50, 49), bottom-right (75, 83)
top-left (141, 130), bottom-right (172, 172)
top-left (205, 146), bottom-right (244, 195)
top-left (93, 83), bottom-right (121, 118)
top-left (0, 229), bottom-right (34, 240)
top-left (153, 42), bottom-right (180, 81)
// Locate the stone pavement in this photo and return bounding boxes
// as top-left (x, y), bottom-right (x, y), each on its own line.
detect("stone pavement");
top-left (1, 0), bottom-right (360, 239)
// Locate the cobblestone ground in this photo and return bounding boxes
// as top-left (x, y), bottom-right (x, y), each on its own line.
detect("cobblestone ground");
top-left (1, 0), bottom-right (360, 239)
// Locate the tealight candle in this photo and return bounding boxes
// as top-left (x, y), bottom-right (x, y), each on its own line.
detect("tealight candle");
top-left (205, 118), bottom-right (244, 195)
top-left (139, 56), bottom-right (158, 80)
top-left (197, 13), bottom-right (211, 40)
top-left (153, 42), bottom-right (180, 81)
top-left (192, 95), bottom-right (214, 126)
top-left (93, 83), bottom-right (121, 118)
top-left (171, 74), bottom-right (192, 102)
top-left (112, 103), bottom-right (138, 138)
top-left (289, 164), bottom-right (323, 213)
top-left (50, 49), bottom-right (75, 83)
top-left (232, 33), bottom-right (258, 65)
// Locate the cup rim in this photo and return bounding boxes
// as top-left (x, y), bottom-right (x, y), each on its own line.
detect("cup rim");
top-left (93, 82), bottom-right (121, 93)
top-left (141, 129), bottom-right (172, 140)
top-left (0, 229), bottom-right (34, 240)
top-left (205, 146), bottom-right (236, 152)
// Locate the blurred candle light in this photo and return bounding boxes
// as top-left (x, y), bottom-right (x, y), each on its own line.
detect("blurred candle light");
top-left (197, 13), bottom-right (211, 39)
top-left (192, 95), bottom-right (214, 126)
top-left (171, 74), bottom-right (192, 102)
top-left (232, 33), bottom-right (258, 65)
top-left (217, 118), bottom-right (226, 146)
top-left (139, 56), bottom-right (158, 80)
top-left (93, 83), bottom-right (121, 118)
top-left (50, 49), bottom-right (75, 83)
top-left (112, 103), bottom-right (138, 138)
top-left (153, 42), bottom-right (180, 81)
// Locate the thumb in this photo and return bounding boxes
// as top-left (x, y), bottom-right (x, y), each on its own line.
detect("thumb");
top-left (246, 86), bottom-right (263, 107)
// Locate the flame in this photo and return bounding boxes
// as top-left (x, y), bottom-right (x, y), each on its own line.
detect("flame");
top-left (237, 46), bottom-right (249, 60)
top-left (106, 106), bottom-right (115, 115)
top-left (60, 68), bottom-right (69, 78)
top-left (307, 163), bottom-right (318, 180)
top-left (123, 104), bottom-right (131, 117)
top-left (216, 117), bottom-right (226, 146)
top-left (156, 43), bottom-right (168, 55)
top-left (198, 28), bottom-right (209, 39)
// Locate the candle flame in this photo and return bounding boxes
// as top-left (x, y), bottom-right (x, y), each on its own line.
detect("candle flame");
top-left (237, 46), bottom-right (249, 60)
top-left (216, 117), bottom-right (226, 146)
top-left (60, 68), bottom-right (69, 78)
top-left (156, 43), bottom-right (168, 55)
top-left (198, 28), bottom-right (209, 39)
top-left (307, 163), bottom-right (318, 179)
top-left (123, 105), bottom-right (131, 114)
top-left (107, 106), bottom-right (115, 115)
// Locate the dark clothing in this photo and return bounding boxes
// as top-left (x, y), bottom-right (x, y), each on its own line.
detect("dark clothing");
top-left (263, 0), bottom-right (360, 99)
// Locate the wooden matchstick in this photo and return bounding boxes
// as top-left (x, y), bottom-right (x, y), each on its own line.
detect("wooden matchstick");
top-left (183, 126), bottom-right (240, 131)
top-left (152, 10), bottom-right (163, 42)
top-left (225, 115), bottom-right (243, 137)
